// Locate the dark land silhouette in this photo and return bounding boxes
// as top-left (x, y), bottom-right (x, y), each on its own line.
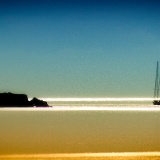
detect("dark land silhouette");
top-left (0, 92), bottom-right (49, 107)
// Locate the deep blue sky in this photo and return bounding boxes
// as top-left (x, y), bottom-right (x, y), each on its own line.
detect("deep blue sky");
top-left (0, 0), bottom-right (160, 97)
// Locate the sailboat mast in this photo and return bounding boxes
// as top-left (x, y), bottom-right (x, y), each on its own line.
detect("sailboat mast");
top-left (158, 62), bottom-right (160, 98)
top-left (154, 61), bottom-right (159, 98)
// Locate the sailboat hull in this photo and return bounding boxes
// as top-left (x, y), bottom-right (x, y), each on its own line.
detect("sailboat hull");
top-left (153, 100), bottom-right (160, 105)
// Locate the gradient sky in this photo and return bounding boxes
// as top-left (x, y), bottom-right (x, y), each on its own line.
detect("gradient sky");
top-left (1, 0), bottom-right (160, 98)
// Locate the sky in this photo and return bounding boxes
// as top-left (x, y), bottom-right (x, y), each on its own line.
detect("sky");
top-left (1, 0), bottom-right (160, 98)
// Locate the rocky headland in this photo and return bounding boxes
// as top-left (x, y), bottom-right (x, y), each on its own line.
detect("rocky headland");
top-left (0, 92), bottom-right (50, 107)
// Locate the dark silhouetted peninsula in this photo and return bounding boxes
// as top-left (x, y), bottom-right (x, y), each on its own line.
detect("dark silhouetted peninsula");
top-left (0, 92), bottom-right (50, 107)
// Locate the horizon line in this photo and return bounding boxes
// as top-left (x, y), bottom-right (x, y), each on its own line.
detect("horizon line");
top-left (34, 98), bottom-right (157, 102)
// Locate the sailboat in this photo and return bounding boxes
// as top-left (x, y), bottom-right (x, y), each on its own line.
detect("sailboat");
top-left (153, 61), bottom-right (160, 105)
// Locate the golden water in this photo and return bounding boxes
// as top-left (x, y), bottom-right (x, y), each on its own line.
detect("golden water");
top-left (0, 106), bottom-right (160, 157)
top-left (0, 153), bottom-right (160, 160)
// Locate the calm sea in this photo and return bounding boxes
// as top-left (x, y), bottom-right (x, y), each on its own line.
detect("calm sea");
top-left (0, 100), bottom-right (160, 159)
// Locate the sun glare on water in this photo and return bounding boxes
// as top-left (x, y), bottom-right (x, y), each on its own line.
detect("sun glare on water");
top-left (1, 97), bottom-right (160, 111)
top-left (39, 98), bottom-right (155, 102)
top-left (0, 152), bottom-right (160, 158)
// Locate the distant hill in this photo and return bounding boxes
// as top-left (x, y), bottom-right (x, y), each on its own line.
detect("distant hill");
top-left (0, 92), bottom-right (50, 107)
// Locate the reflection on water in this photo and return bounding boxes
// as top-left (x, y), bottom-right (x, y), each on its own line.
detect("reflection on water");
top-left (0, 153), bottom-right (160, 160)
top-left (48, 100), bottom-right (152, 107)
top-left (0, 107), bottom-right (160, 155)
